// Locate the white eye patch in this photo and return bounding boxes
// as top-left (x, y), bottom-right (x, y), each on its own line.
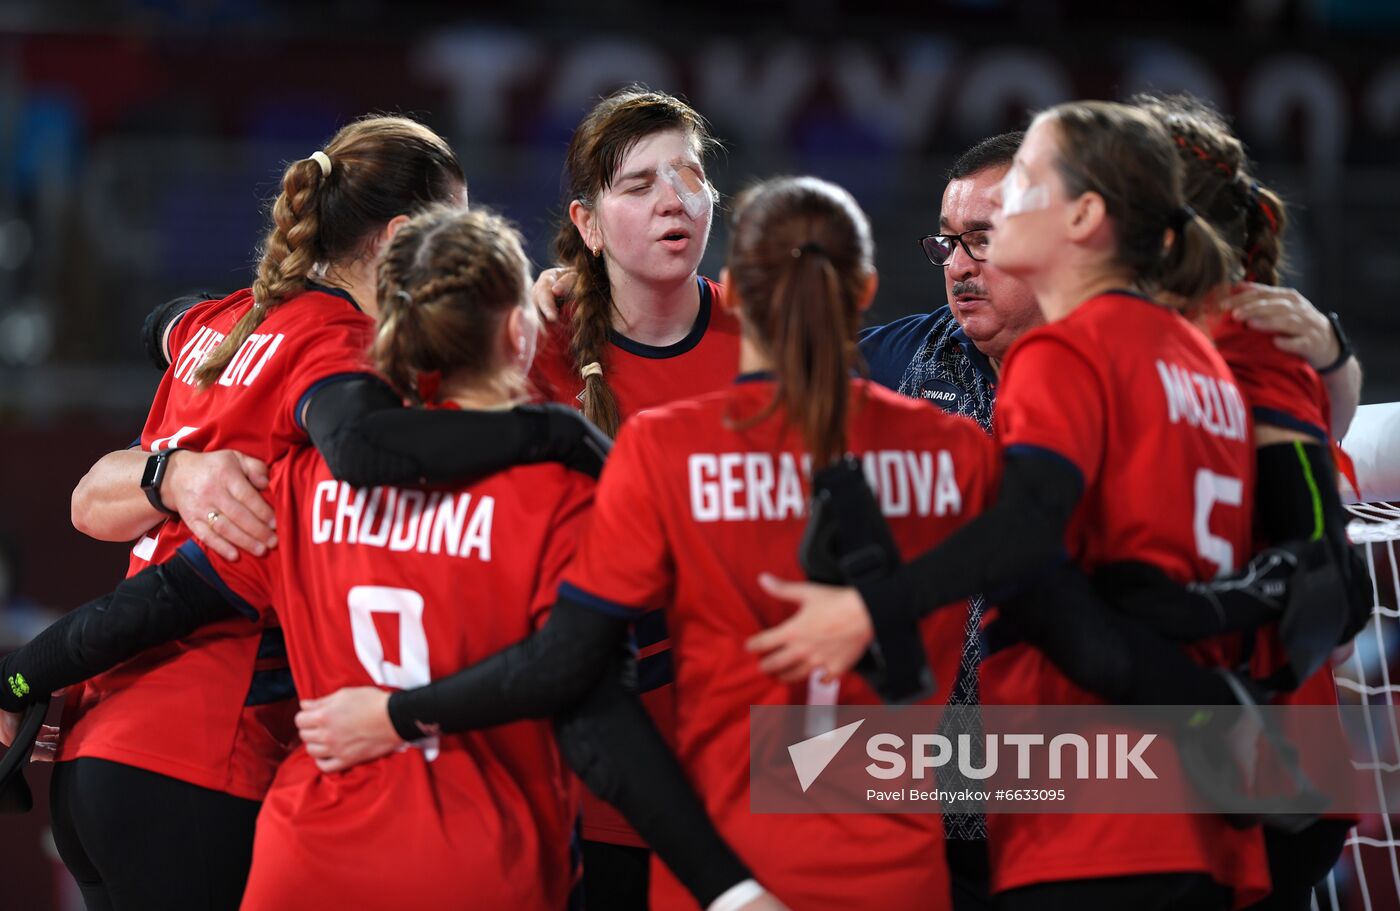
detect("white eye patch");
top-left (999, 167), bottom-right (1050, 218)
top-left (658, 160), bottom-right (713, 221)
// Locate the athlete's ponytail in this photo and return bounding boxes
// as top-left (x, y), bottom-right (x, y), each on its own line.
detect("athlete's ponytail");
top-left (195, 115), bottom-right (464, 387)
top-left (1044, 100), bottom-right (1234, 309)
top-left (726, 177), bottom-right (872, 469)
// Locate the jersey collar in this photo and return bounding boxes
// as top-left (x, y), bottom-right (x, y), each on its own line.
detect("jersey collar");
top-left (608, 276), bottom-right (711, 359)
top-left (305, 280), bottom-right (362, 312)
top-left (734, 370), bottom-right (774, 384)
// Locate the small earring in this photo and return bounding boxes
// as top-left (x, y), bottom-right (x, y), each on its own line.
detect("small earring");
top-left (592, 245), bottom-right (602, 257)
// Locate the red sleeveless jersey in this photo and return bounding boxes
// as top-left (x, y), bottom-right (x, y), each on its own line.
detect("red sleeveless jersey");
top-left (531, 275), bottom-right (742, 846)
top-left (58, 286), bottom-right (374, 799)
top-left (564, 377), bottom-right (999, 911)
top-left (985, 292), bottom-right (1270, 907)
top-left (188, 447), bottom-right (592, 910)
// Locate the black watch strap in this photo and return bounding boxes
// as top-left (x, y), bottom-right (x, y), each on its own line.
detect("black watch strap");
top-left (1317, 312), bottom-right (1354, 375)
top-left (141, 449), bottom-right (180, 516)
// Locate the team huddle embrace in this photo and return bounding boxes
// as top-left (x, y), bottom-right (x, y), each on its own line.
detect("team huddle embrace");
top-left (0, 85), bottom-right (1371, 911)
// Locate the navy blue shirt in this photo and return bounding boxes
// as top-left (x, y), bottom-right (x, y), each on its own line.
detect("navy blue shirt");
top-left (859, 307), bottom-right (998, 434)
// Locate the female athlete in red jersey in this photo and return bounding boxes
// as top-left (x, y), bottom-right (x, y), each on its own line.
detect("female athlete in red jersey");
top-left (968, 95), bottom-right (1367, 910)
top-left (523, 85), bottom-right (743, 905)
top-left (293, 175), bottom-right (1001, 911)
top-left (178, 207), bottom-right (589, 911)
top-left (0, 204), bottom-right (773, 911)
top-left (1131, 93), bottom-right (1363, 911)
top-left (43, 116), bottom-right (469, 911)
top-left (30, 116), bottom-right (607, 911)
top-left (750, 102), bottom-right (1272, 910)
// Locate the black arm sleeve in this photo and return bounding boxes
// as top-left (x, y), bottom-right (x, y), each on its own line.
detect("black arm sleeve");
top-left (1098, 440), bottom-right (1368, 646)
top-left (856, 451), bottom-right (1082, 623)
top-left (141, 292), bottom-right (217, 370)
top-left (385, 598), bottom-right (625, 739)
top-left (554, 657), bottom-right (753, 906)
top-left (303, 376), bottom-right (610, 488)
top-left (0, 557), bottom-right (241, 712)
top-left (996, 565), bottom-right (1237, 706)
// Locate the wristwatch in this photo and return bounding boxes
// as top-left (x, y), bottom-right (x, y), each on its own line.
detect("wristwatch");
top-left (140, 449), bottom-right (180, 515)
top-left (1317, 312), bottom-right (1354, 375)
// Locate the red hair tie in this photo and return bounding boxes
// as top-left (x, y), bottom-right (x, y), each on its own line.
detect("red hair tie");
top-left (1172, 135), bottom-right (1234, 176)
top-left (1256, 195), bottom-right (1279, 234)
top-left (416, 370), bottom-right (442, 404)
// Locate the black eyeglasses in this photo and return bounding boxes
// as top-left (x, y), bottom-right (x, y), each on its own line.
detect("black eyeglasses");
top-left (919, 229), bottom-right (992, 266)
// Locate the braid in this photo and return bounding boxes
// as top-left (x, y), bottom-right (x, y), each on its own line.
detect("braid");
top-left (374, 205), bottom-right (531, 405)
top-left (1132, 92), bottom-right (1293, 286)
top-left (195, 114), bottom-right (463, 390)
top-left (195, 157), bottom-right (323, 387)
top-left (555, 216), bottom-right (622, 437)
top-left (1243, 182), bottom-right (1288, 284)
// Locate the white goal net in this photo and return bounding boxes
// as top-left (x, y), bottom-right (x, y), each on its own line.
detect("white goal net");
top-left (1323, 402), bottom-right (1400, 911)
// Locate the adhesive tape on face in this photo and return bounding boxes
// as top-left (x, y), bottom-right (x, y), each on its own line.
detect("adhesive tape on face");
top-left (659, 160), bottom-right (713, 221)
top-left (999, 167), bottom-right (1050, 218)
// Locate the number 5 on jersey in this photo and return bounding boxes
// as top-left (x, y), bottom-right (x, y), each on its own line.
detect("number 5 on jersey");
top-left (1194, 468), bottom-right (1244, 575)
top-left (348, 585), bottom-right (438, 761)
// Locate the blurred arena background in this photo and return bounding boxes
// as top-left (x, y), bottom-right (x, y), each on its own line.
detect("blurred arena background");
top-left (0, 1), bottom-right (1397, 908)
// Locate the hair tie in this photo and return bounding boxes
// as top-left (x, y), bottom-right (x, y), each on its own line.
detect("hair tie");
top-left (416, 370), bottom-right (441, 404)
top-left (395, 288), bottom-right (413, 306)
top-left (1254, 190), bottom-right (1279, 235)
top-left (791, 242), bottom-right (826, 259)
top-left (581, 361), bottom-right (603, 380)
top-left (310, 151), bottom-right (332, 178)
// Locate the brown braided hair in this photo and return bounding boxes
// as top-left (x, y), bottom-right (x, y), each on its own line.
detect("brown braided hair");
top-left (194, 115), bottom-right (464, 387)
top-left (373, 205), bottom-right (531, 405)
top-left (1131, 92), bottom-right (1289, 284)
top-left (726, 177), bottom-right (873, 469)
top-left (555, 85), bottom-right (718, 437)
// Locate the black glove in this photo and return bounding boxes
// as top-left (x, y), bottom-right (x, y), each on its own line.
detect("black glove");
top-left (141, 291), bottom-right (218, 370)
top-left (1095, 547), bottom-right (1296, 643)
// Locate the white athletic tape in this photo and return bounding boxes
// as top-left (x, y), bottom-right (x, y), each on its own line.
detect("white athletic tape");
top-left (999, 167), bottom-right (1050, 218)
top-left (659, 160), bottom-right (713, 221)
top-left (707, 879), bottom-right (767, 911)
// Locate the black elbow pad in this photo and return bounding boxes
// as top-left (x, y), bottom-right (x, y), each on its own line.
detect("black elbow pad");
top-left (141, 292), bottom-right (216, 370)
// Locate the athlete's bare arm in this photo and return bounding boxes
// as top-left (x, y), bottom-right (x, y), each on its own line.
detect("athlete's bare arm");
top-left (71, 448), bottom-right (276, 562)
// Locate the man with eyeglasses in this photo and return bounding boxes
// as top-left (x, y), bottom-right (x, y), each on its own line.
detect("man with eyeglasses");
top-left (855, 131), bottom-right (1034, 911)
top-left (860, 132), bottom-right (1039, 435)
